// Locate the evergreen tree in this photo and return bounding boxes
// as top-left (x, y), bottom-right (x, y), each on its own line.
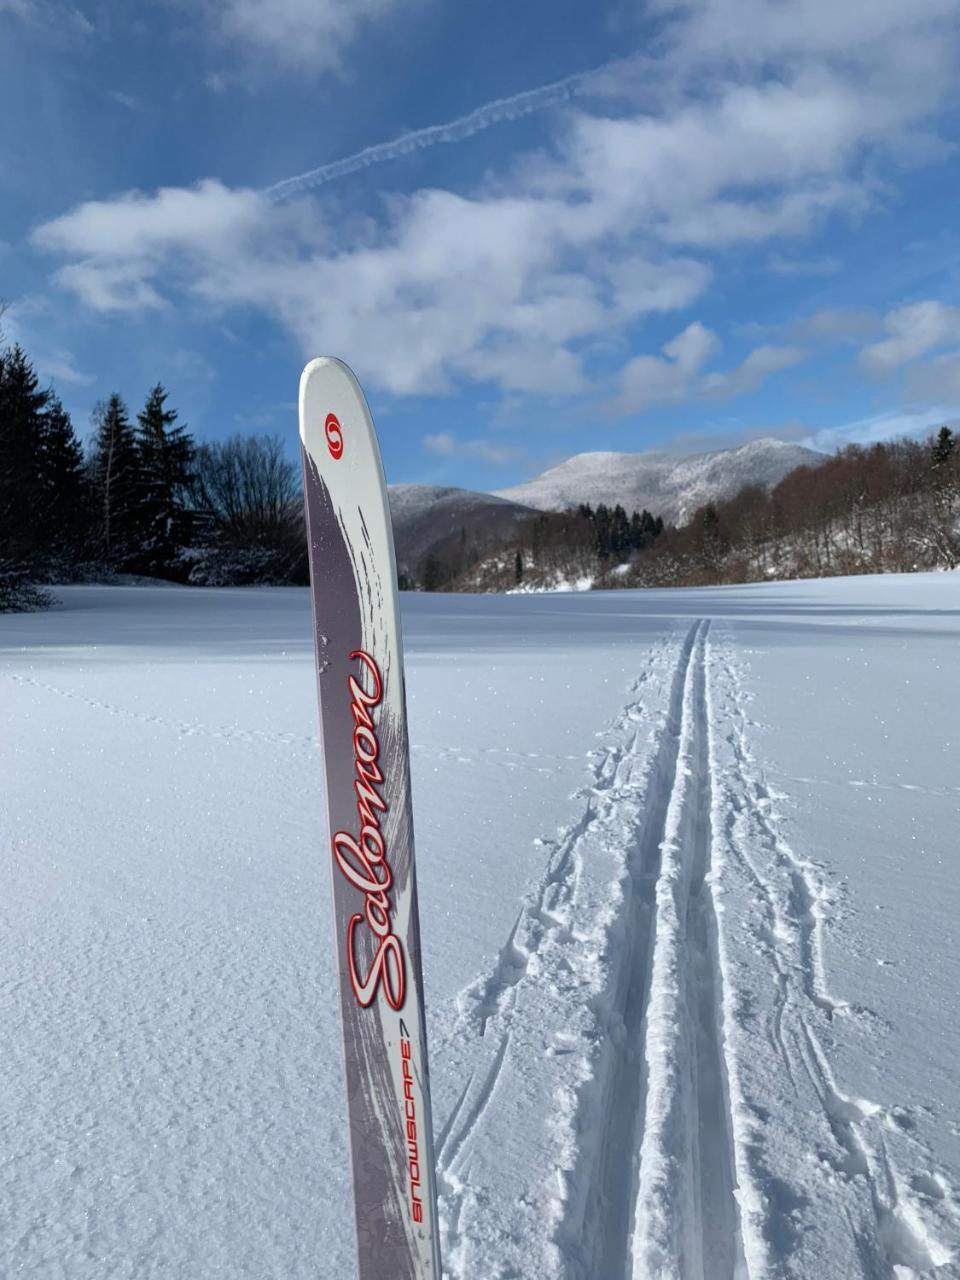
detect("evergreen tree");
top-left (0, 344), bottom-right (50, 564)
top-left (594, 503), bottom-right (612, 559)
top-left (610, 504), bottom-right (631, 558)
top-left (37, 395), bottom-right (89, 559)
top-left (932, 425), bottom-right (956, 469)
top-left (422, 555), bottom-right (444, 591)
top-left (88, 394), bottom-right (143, 565)
top-left (515, 549), bottom-right (524, 584)
top-left (135, 384), bottom-right (194, 575)
top-left (630, 510), bottom-right (644, 549)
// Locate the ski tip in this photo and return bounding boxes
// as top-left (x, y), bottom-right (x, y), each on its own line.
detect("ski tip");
top-left (300, 355), bottom-right (353, 382)
top-left (299, 357), bottom-right (365, 447)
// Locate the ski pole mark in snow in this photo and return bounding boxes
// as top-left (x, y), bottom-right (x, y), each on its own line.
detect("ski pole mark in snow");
top-left (707, 633), bottom-right (959, 1277)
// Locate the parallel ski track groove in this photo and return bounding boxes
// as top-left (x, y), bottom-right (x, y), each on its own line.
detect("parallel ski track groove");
top-left (570, 620), bottom-right (703, 1280)
top-left (629, 621), bottom-right (745, 1280)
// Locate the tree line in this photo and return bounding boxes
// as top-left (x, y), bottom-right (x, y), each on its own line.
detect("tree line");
top-left (622, 429), bottom-right (960, 589)
top-left (3, 323), bottom-right (958, 608)
top-left (424, 430), bottom-right (960, 593)
top-left (418, 502), bottom-right (666, 592)
top-left (0, 333), bottom-right (306, 610)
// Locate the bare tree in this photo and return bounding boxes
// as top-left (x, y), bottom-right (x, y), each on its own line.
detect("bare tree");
top-left (189, 435), bottom-right (306, 583)
top-left (192, 435), bottom-right (302, 543)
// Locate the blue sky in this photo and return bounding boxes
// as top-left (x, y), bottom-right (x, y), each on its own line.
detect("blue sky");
top-left (2, 0), bottom-right (959, 490)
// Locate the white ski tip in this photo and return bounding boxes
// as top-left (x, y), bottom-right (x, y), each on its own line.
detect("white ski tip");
top-left (298, 357), bottom-right (365, 448)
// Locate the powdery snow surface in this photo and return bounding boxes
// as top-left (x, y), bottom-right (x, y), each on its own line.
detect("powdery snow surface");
top-left (2, 577), bottom-right (958, 1279)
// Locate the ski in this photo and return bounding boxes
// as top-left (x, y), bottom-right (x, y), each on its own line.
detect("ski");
top-left (298, 358), bottom-right (442, 1280)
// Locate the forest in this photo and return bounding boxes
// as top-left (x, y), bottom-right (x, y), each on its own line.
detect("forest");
top-left (0, 334), bottom-right (305, 611)
top-left (1, 326), bottom-right (958, 609)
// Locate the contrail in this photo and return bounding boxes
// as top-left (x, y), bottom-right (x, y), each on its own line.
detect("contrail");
top-left (264, 66), bottom-right (600, 201)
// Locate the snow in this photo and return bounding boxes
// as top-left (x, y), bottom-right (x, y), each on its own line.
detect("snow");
top-left (494, 437), bottom-right (821, 525)
top-left (2, 575), bottom-right (959, 1278)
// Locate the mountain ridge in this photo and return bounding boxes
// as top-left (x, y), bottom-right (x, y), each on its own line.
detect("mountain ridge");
top-left (492, 436), bottom-right (823, 526)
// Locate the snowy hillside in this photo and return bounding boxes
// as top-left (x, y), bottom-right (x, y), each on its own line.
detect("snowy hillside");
top-left (388, 483), bottom-right (534, 576)
top-left (2, 578), bottom-right (959, 1278)
top-left (495, 437), bottom-right (822, 524)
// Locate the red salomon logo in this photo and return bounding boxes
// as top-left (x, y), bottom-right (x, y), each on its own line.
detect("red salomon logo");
top-left (332, 650), bottom-right (406, 1012)
top-left (325, 412), bottom-right (344, 459)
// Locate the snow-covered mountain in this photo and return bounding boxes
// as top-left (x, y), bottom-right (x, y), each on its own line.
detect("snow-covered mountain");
top-left (494, 437), bottom-right (822, 525)
top-left (388, 484), bottom-right (534, 575)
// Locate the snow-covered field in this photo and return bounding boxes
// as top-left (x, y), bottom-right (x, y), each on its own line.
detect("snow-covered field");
top-left (2, 576), bottom-right (958, 1279)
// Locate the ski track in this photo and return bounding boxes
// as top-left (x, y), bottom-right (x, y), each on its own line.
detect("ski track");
top-left (432, 624), bottom-right (694, 1277)
top-left (707, 630), bottom-right (959, 1279)
top-left (431, 621), bottom-right (750, 1280)
top-left (630, 620), bottom-right (745, 1280)
top-left (433, 621), bottom-right (960, 1280)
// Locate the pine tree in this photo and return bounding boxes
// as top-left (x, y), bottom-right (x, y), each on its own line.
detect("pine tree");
top-left (515, 549), bottom-right (524, 584)
top-left (932, 426), bottom-right (956, 469)
top-left (0, 344), bottom-right (50, 564)
top-left (88, 394), bottom-right (143, 565)
top-left (594, 503), bottom-right (612, 559)
top-left (135, 384), bottom-right (194, 575)
top-left (611, 504), bottom-right (630, 559)
top-left (37, 395), bottom-right (89, 561)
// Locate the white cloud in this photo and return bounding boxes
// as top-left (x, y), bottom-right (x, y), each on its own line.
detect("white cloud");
top-left (792, 307), bottom-right (883, 343)
top-left (803, 406), bottom-right (959, 452)
top-left (33, 179), bottom-right (711, 395)
top-left (34, 179), bottom-right (266, 262)
top-left (0, 301), bottom-right (94, 388)
top-left (106, 89), bottom-right (139, 111)
top-left (614, 324), bottom-right (804, 414)
top-left (859, 301), bottom-right (960, 374)
top-left (422, 432), bottom-right (526, 467)
top-left (701, 344), bottom-right (807, 398)
top-left (34, 180), bottom-right (272, 312)
top-left (0, 0), bottom-right (92, 32)
top-left (31, 1), bottom-right (960, 400)
top-left (651, 0), bottom-right (957, 77)
top-left (906, 350), bottom-right (960, 402)
top-left (663, 321), bottom-right (720, 372)
top-left (41, 351), bottom-right (95, 386)
top-left (209, 0), bottom-right (406, 70)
